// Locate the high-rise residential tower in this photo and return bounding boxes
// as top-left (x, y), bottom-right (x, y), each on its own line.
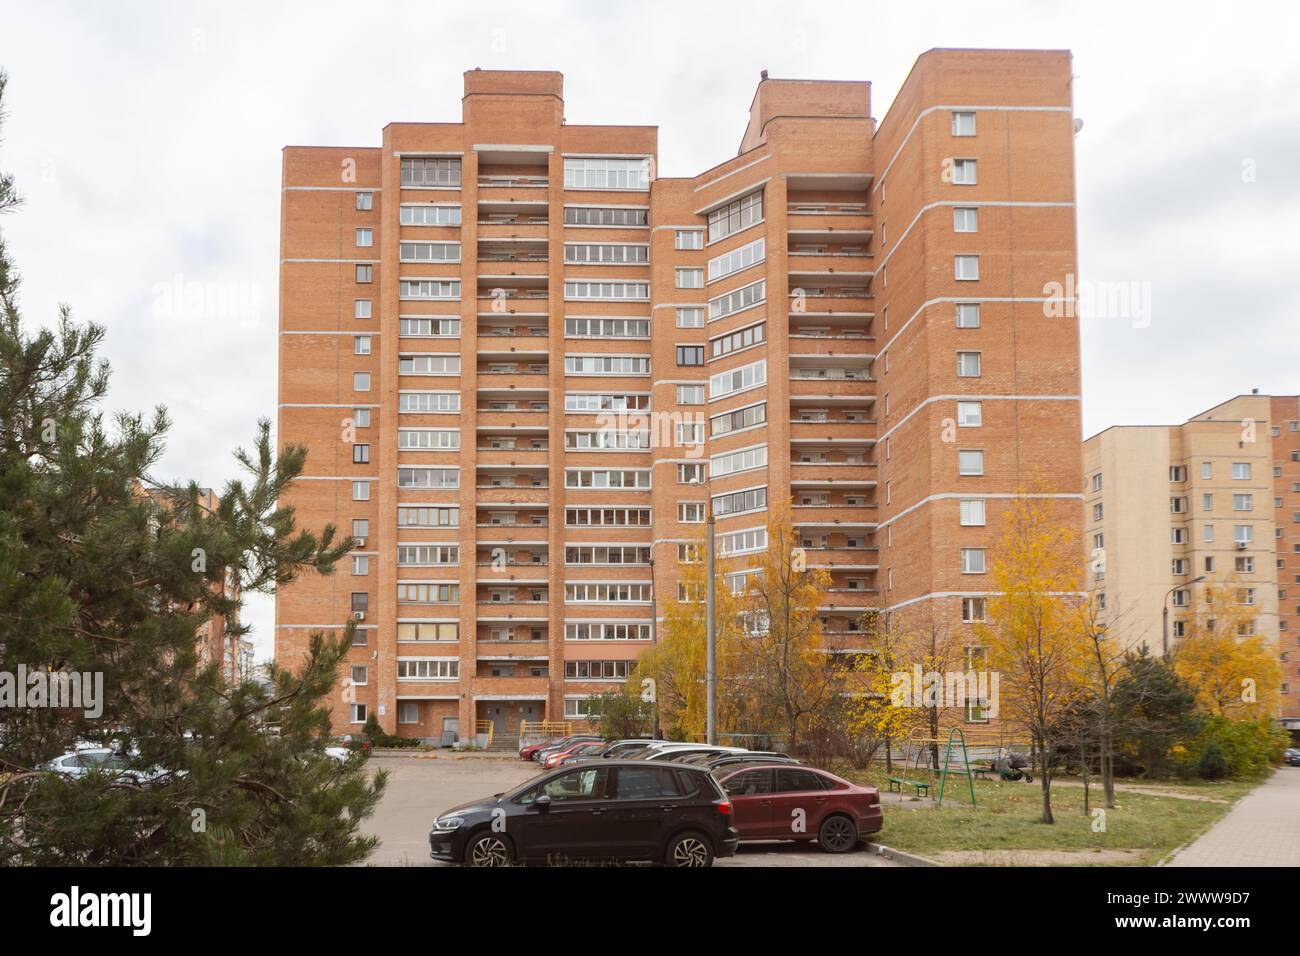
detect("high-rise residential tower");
top-left (277, 50), bottom-right (1083, 744)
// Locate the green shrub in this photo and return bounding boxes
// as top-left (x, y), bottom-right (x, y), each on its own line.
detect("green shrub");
top-left (1177, 716), bottom-right (1288, 780)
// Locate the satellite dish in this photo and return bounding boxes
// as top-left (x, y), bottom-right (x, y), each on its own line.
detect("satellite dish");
top-left (1073, 117), bottom-right (1084, 135)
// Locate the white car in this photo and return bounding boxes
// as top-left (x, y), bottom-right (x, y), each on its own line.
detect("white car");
top-left (43, 747), bottom-right (172, 783)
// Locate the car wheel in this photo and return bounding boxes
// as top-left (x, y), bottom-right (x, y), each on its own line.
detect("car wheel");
top-left (464, 832), bottom-right (512, 867)
top-left (817, 814), bottom-right (859, 853)
top-left (665, 831), bottom-right (714, 868)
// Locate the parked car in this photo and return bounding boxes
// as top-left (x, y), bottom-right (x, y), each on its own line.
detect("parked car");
top-left (637, 744), bottom-right (753, 762)
top-left (600, 739), bottom-right (672, 759)
top-left (542, 739), bottom-right (607, 768)
top-left (429, 760), bottom-right (739, 867)
top-left (675, 751), bottom-right (792, 768)
top-left (1285, 748), bottom-right (1300, 767)
top-left (714, 764), bottom-right (881, 853)
top-left (527, 735), bottom-right (601, 763)
top-left (42, 746), bottom-right (173, 784)
top-left (550, 741), bottom-right (609, 767)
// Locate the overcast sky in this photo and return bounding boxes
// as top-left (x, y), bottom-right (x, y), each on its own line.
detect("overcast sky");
top-left (2, 1), bottom-right (1297, 660)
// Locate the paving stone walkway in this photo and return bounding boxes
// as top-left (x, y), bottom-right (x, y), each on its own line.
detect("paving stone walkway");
top-left (1164, 768), bottom-right (1300, 867)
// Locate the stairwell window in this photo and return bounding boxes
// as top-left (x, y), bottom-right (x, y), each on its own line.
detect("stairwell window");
top-left (956, 351), bottom-right (982, 377)
top-left (675, 230), bottom-right (704, 250)
top-left (676, 268), bottom-right (704, 289)
top-left (355, 299), bottom-right (372, 319)
top-left (355, 228), bottom-right (373, 248)
top-left (961, 548), bottom-right (986, 574)
top-left (956, 303), bottom-right (980, 328)
top-left (355, 191), bottom-right (373, 211)
top-left (955, 255), bottom-right (980, 281)
top-left (959, 450), bottom-right (985, 476)
top-left (957, 401), bottom-right (982, 426)
top-left (676, 307), bottom-right (705, 328)
top-left (1232, 462), bottom-right (1252, 480)
top-left (952, 159), bottom-right (977, 185)
top-left (353, 372), bottom-right (371, 391)
top-left (953, 207), bottom-right (978, 232)
top-left (951, 111), bottom-right (976, 136)
top-left (356, 264), bottom-right (373, 283)
top-left (960, 499), bottom-right (986, 526)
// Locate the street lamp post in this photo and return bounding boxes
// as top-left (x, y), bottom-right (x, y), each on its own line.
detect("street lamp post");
top-left (705, 496), bottom-right (717, 746)
top-left (1162, 575), bottom-right (1205, 658)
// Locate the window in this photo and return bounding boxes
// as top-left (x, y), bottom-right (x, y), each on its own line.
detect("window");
top-left (953, 207), bottom-right (978, 232)
top-left (1236, 556), bottom-right (1255, 573)
top-left (957, 401), bottom-right (982, 427)
top-left (399, 354), bottom-right (460, 375)
top-left (962, 597), bottom-right (987, 623)
top-left (710, 402), bottom-right (766, 437)
top-left (356, 264), bottom-right (373, 283)
top-left (354, 335), bottom-right (371, 355)
top-left (1172, 559), bottom-right (1189, 575)
top-left (676, 307), bottom-right (705, 328)
top-left (353, 372), bottom-right (371, 392)
top-left (350, 704), bottom-right (367, 724)
top-left (954, 255), bottom-right (980, 280)
top-left (678, 463), bottom-right (706, 484)
top-left (564, 355), bottom-right (650, 376)
top-left (397, 507), bottom-right (459, 527)
top-left (708, 279), bottom-right (765, 321)
top-left (952, 159), bottom-right (977, 185)
top-left (354, 299), bottom-right (372, 319)
top-left (399, 241), bottom-right (460, 263)
top-left (1203, 493), bottom-right (1214, 511)
top-left (708, 191), bottom-right (763, 243)
top-left (676, 345), bottom-right (704, 366)
top-left (400, 317), bottom-right (461, 337)
top-left (397, 545), bottom-right (459, 566)
top-left (1170, 497), bottom-right (1187, 514)
top-left (400, 204), bottom-right (461, 226)
top-left (1170, 465), bottom-right (1187, 482)
top-left (355, 227), bottom-right (373, 248)
top-left (563, 157), bottom-right (650, 190)
top-left (563, 243), bottom-right (649, 264)
top-left (959, 450), bottom-right (984, 476)
top-left (676, 268), bottom-right (704, 289)
top-left (1204, 524), bottom-right (1214, 543)
top-left (1234, 525), bottom-right (1254, 545)
top-left (678, 502), bottom-right (705, 523)
top-left (955, 303), bottom-right (981, 328)
top-left (399, 392), bottom-right (460, 412)
top-left (398, 702), bottom-right (419, 725)
top-left (397, 468), bottom-right (459, 489)
top-left (396, 658), bottom-right (459, 680)
top-left (709, 359), bottom-right (766, 400)
top-left (1234, 494), bottom-right (1254, 511)
top-left (396, 584), bottom-right (460, 605)
top-left (675, 230), bottom-right (703, 250)
top-left (398, 429), bottom-right (460, 450)
top-left (563, 317), bottom-right (650, 339)
top-left (710, 322), bottom-right (765, 359)
top-left (713, 487), bottom-right (766, 517)
top-left (352, 555), bottom-right (369, 575)
top-left (400, 157), bottom-right (461, 187)
top-left (352, 444), bottom-right (370, 464)
top-left (961, 548), bottom-right (986, 574)
top-left (564, 393), bottom-right (649, 412)
top-left (565, 507), bottom-right (652, 527)
top-left (1171, 527), bottom-right (1188, 544)
top-left (1232, 462), bottom-right (1252, 480)
top-left (676, 385), bottom-right (705, 405)
top-left (951, 111), bottom-right (976, 136)
top-left (710, 444), bottom-right (767, 478)
top-left (956, 351), bottom-right (981, 377)
top-left (564, 279), bottom-right (650, 301)
top-left (675, 420), bottom-right (704, 445)
top-left (1202, 462), bottom-right (1213, 480)
top-left (960, 499), bottom-right (986, 526)
top-left (563, 206), bottom-right (648, 227)
top-left (396, 622), bottom-right (458, 643)
top-left (399, 279), bottom-right (460, 299)
top-left (707, 238), bottom-right (765, 282)
top-left (355, 191), bottom-right (373, 211)
top-left (1093, 502), bottom-right (1104, 521)
top-left (565, 622), bottom-right (652, 641)
top-left (565, 583), bottom-right (653, 603)
top-left (565, 545), bottom-right (651, 565)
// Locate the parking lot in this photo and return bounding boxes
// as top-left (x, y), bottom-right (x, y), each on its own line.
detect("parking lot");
top-left (361, 753), bottom-right (900, 868)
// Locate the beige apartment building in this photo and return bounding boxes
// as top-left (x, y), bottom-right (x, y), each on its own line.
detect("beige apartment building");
top-left (1083, 393), bottom-right (1300, 727)
top-left (276, 50), bottom-right (1083, 745)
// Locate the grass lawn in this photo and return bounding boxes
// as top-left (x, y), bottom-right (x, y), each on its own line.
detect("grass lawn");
top-left (837, 765), bottom-right (1259, 866)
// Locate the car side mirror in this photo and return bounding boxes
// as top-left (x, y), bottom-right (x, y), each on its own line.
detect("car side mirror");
top-left (534, 794), bottom-right (552, 811)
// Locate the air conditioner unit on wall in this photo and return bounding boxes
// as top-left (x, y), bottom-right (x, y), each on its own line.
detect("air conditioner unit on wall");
top-left (354, 611), bottom-right (366, 621)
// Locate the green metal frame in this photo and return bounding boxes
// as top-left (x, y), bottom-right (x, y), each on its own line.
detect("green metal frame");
top-left (935, 726), bottom-right (977, 807)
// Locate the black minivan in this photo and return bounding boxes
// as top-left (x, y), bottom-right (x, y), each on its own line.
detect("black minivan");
top-left (429, 759), bottom-right (739, 867)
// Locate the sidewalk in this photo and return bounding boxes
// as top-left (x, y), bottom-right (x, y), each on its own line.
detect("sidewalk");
top-left (1164, 768), bottom-right (1300, 867)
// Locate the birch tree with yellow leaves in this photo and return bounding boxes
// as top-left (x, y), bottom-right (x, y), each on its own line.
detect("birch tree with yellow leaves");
top-left (978, 493), bottom-right (1091, 824)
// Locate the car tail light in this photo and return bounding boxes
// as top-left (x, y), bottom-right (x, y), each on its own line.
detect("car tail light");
top-left (716, 800), bottom-right (733, 816)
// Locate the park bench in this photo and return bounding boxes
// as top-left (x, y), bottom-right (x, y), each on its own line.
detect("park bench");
top-left (887, 775), bottom-right (931, 797)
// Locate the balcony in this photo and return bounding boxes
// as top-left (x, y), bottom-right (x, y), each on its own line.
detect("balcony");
top-left (788, 461), bottom-right (876, 483)
top-left (474, 550), bottom-right (549, 568)
top-left (789, 420), bottom-right (875, 443)
top-left (788, 336), bottom-right (875, 359)
top-left (801, 546), bottom-right (880, 569)
top-left (474, 486), bottom-right (550, 507)
top-left (478, 173), bottom-right (548, 189)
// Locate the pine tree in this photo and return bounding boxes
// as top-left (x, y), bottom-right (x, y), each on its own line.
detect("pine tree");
top-left (0, 70), bottom-right (385, 865)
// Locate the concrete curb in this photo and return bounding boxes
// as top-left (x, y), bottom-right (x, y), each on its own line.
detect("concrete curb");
top-left (864, 840), bottom-right (942, 867)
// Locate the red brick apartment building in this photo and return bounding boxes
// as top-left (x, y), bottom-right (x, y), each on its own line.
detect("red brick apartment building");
top-left (276, 50), bottom-right (1083, 744)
